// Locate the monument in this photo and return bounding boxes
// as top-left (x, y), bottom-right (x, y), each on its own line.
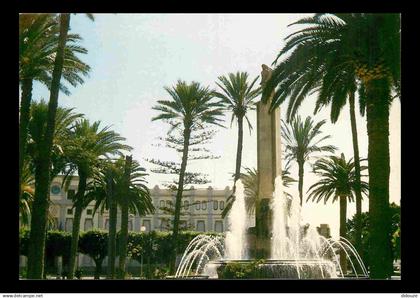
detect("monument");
top-left (175, 65), bottom-right (368, 279)
top-left (253, 64), bottom-right (282, 258)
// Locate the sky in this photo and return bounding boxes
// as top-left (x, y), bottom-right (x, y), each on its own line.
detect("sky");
top-left (30, 13), bottom-right (401, 239)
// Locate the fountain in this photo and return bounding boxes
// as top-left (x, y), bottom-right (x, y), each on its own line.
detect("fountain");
top-left (174, 65), bottom-right (368, 279)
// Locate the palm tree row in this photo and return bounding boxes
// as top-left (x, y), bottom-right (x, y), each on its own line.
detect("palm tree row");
top-left (20, 98), bottom-right (155, 279)
top-left (151, 71), bottom-right (265, 273)
top-left (19, 13), bottom-right (155, 279)
top-left (262, 13), bottom-right (400, 278)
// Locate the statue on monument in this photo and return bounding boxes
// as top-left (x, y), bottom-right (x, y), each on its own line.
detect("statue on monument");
top-left (260, 64), bottom-right (273, 86)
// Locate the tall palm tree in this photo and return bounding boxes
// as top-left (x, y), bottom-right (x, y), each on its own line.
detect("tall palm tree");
top-left (19, 14), bottom-right (90, 201)
top-left (62, 119), bottom-right (131, 279)
top-left (263, 13), bottom-right (400, 278)
top-left (116, 156), bottom-right (155, 279)
top-left (27, 14), bottom-right (73, 279)
top-left (260, 14), bottom-right (367, 254)
top-left (26, 99), bottom-right (82, 279)
top-left (152, 80), bottom-right (224, 273)
top-left (282, 115), bottom-right (336, 206)
top-left (85, 157), bottom-right (155, 279)
top-left (307, 153), bottom-right (369, 274)
top-left (27, 12), bottom-right (94, 279)
top-left (94, 161), bottom-right (118, 279)
top-left (214, 72), bottom-right (260, 184)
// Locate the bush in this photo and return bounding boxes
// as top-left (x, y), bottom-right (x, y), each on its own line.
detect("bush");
top-left (19, 228), bottom-right (30, 256)
top-left (79, 230), bottom-right (108, 279)
top-left (75, 268), bottom-right (83, 279)
top-left (19, 228), bottom-right (222, 278)
top-left (217, 260), bottom-right (265, 279)
top-left (45, 230), bottom-right (72, 275)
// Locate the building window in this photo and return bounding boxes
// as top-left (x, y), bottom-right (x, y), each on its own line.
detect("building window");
top-left (65, 218), bottom-right (73, 232)
top-left (201, 201), bottom-right (207, 210)
top-left (104, 219), bottom-right (109, 230)
top-left (220, 201), bottom-right (225, 210)
top-left (183, 200), bottom-right (189, 210)
top-left (51, 185), bottom-right (61, 195)
top-left (213, 201), bottom-right (218, 210)
top-left (84, 218), bottom-right (93, 231)
top-left (166, 200), bottom-right (172, 208)
top-left (142, 220), bottom-right (151, 232)
top-left (195, 202), bottom-right (200, 210)
top-left (128, 220), bottom-right (133, 231)
top-left (159, 200), bottom-right (165, 208)
top-left (86, 209), bottom-right (93, 216)
top-left (215, 221), bottom-right (224, 233)
top-left (67, 208), bottom-right (73, 215)
top-left (67, 189), bottom-right (75, 200)
top-left (196, 220), bottom-right (205, 232)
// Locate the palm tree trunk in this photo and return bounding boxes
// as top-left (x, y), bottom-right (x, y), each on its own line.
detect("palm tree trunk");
top-left (118, 155), bottom-right (132, 279)
top-left (170, 127), bottom-right (191, 274)
top-left (234, 116), bottom-right (244, 182)
top-left (298, 160), bottom-right (304, 206)
top-left (348, 92), bottom-right (364, 256)
top-left (67, 203), bottom-right (83, 279)
top-left (366, 78), bottom-right (392, 279)
top-left (27, 13), bottom-right (71, 279)
top-left (107, 174), bottom-right (117, 279)
top-left (94, 259), bottom-right (102, 280)
top-left (339, 195), bottom-right (348, 275)
top-left (68, 170), bottom-right (87, 279)
top-left (19, 78), bottom-right (33, 201)
top-left (27, 162), bottom-right (50, 279)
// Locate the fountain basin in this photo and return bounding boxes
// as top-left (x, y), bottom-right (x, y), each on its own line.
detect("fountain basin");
top-left (205, 259), bottom-right (338, 279)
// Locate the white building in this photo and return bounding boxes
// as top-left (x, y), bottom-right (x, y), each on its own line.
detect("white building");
top-left (47, 175), bottom-right (230, 234)
top-left (20, 175), bottom-right (232, 273)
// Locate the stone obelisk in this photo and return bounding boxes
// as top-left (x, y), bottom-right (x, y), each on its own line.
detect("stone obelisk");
top-left (255, 64), bottom-right (282, 258)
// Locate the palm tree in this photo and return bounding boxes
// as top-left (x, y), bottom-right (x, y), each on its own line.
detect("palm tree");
top-left (85, 157), bottom-right (155, 279)
top-left (19, 14), bottom-right (90, 201)
top-left (214, 72), bottom-right (260, 184)
top-left (26, 99), bottom-right (82, 279)
top-left (93, 161), bottom-right (118, 279)
top-left (263, 13), bottom-right (400, 278)
top-left (25, 13), bottom-right (94, 279)
top-left (307, 153), bottom-right (369, 274)
top-left (152, 80), bottom-right (224, 273)
top-left (282, 115), bottom-right (336, 206)
top-left (116, 156), bottom-right (155, 279)
top-left (62, 119), bottom-right (131, 279)
top-left (260, 14), bottom-right (368, 254)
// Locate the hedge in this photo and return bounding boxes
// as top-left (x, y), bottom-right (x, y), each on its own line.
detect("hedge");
top-left (20, 228), bottom-right (221, 277)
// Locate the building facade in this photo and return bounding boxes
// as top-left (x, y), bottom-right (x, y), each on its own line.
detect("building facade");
top-left (47, 175), bottom-right (230, 234)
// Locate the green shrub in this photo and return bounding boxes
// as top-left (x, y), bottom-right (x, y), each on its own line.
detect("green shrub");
top-left (217, 260), bottom-right (265, 279)
top-left (19, 228), bottom-right (221, 278)
top-left (45, 230), bottom-right (72, 274)
top-left (75, 268), bottom-right (83, 279)
top-left (79, 230), bottom-right (108, 279)
top-left (19, 228), bottom-right (30, 256)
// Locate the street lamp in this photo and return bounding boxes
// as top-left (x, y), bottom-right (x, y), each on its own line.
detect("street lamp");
top-left (140, 225), bottom-right (146, 277)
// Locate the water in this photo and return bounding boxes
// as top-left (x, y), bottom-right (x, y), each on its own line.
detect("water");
top-left (224, 180), bottom-right (248, 260)
top-left (175, 176), bottom-right (368, 279)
